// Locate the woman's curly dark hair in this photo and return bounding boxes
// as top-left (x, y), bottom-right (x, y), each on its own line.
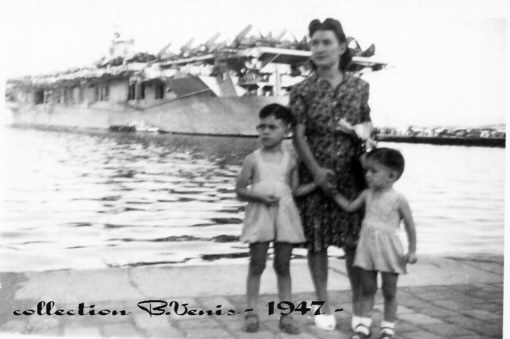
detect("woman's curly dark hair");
top-left (308, 18), bottom-right (352, 71)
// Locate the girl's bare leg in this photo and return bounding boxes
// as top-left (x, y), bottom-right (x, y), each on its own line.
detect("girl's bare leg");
top-left (359, 269), bottom-right (378, 317)
top-left (381, 272), bottom-right (399, 322)
top-left (246, 242), bottom-right (270, 312)
top-left (273, 242), bottom-right (294, 302)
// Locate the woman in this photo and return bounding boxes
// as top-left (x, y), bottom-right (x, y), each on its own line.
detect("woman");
top-left (290, 18), bottom-right (371, 332)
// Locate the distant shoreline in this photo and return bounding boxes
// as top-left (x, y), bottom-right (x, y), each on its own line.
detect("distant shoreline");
top-left (376, 135), bottom-right (506, 147)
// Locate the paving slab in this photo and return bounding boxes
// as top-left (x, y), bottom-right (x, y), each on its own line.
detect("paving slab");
top-left (101, 322), bottom-right (140, 337)
top-left (17, 269), bottom-right (144, 303)
top-left (0, 254), bottom-right (503, 338)
top-left (63, 325), bottom-right (102, 337)
top-left (130, 261), bottom-right (348, 298)
top-left (419, 322), bottom-right (481, 337)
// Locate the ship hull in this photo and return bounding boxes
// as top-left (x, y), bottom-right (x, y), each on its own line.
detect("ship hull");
top-left (10, 94), bottom-right (289, 137)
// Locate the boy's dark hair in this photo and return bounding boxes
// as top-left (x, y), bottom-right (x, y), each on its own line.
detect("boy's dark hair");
top-left (366, 147), bottom-right (405, 179)
top-left (259, 103), bottom-right (295, 125)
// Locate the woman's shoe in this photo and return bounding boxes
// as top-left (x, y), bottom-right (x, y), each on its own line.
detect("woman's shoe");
top-left (279, 315), bottom-right (301, 335)
top-left (245, 313), bottom-right (259, 333)
top-left (312, 306), bottom-right (336, 331)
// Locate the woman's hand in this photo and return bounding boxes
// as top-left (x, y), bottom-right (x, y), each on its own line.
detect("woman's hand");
top-left (314, 168), bottom-right (337, 195)
top-left (314, 167), bottom-right (334, 186)
top-left (336, 118), bottom-right (357, 137)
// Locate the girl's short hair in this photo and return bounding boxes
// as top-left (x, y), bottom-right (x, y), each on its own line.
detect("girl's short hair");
top-left (366, 148), bottom-right (405, 179)
top-left (308, 18), bottom-right (352, 71)
top-left (259, 103), bottom-right (295, 125)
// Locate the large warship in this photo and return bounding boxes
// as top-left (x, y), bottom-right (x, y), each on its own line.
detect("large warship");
top-left (5, 26), bottom-right (386, 136)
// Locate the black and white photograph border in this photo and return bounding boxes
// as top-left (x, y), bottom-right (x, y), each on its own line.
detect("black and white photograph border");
top-left (0, 0), bottom-right (508, 338)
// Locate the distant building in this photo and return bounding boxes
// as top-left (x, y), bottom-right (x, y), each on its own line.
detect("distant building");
top-left (453, 129), bottom-right (468, 137)
top-left (421, 128), bottom-right (435, 137)
top-left (467, 128), bottom-right (481, 138)
top-left (375, 125), bottom-right (505, 140)
top-left (430, 127), bottom-right (445, 137)
top-left (480, 129), bottom-right (494, 138)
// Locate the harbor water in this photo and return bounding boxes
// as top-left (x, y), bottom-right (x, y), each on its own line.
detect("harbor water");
top-left (0, 127), bottom-right (505, 272)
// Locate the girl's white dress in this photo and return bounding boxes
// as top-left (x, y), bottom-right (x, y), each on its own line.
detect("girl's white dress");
top-left (354, 188), bottom-right (407, 274)
top-left (240, 149), bottom-right (305, 244)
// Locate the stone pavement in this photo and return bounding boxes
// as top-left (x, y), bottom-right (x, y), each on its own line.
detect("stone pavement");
top-left (0, 255), bottom-right (504, 339)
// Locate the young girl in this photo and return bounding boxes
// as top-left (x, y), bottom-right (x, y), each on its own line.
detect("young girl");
top-left (331, 148), bottom-right (417, 339)
top-left (236, 103), bottom-right (316, 335)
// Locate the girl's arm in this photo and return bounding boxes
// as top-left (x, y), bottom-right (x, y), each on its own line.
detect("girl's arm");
top-left (292, 124), bottom-right (336, 195)
top-left (398, 196), bottom-right (417, 264)
top-left (289, 157), bottom-right (317, 197)
top-left (235, 155), bottom-right (279, 205)
top-left (333, 191), bottom-right (367, 212)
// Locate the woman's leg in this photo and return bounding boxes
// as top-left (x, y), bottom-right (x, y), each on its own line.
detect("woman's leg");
top-left (273, 242), bottom-right (294, 302)
top-left (246, 242), bottom-right (270, 312)
top-left (307, 249), bottom-right (331, 313)
top-left (344, 248), bottom-right (362, 316)
top-left (381, 272), bottom-right (399, 322)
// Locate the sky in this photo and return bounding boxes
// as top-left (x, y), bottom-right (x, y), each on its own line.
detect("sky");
top-left (0, 0), bottom-right (508, 127)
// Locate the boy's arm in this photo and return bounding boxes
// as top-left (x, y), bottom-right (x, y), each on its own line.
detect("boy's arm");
top-left (235, 155), bottom-right (278, 205)
top-left (294, 182), bottom-right (318, 197)
top-left (399, 195), bottom-right (417, 264)
top-left (333, 191), bottom-right (366, 212)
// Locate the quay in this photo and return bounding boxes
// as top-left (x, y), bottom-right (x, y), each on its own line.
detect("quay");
top-left (375, 135), bottom-right (506, 147)
top-left (8, 124), bottom-right (507, 149)
top-left (0, 254), bottom-right (503, 338)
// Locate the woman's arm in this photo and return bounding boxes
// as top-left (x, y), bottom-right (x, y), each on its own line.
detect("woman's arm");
top-left (289, 85), bottom-right (336, 193)
top-left (332, 190), bottom-right (366, 212)
top-left (292, 124), bottom-right (335, 193)
top-left (359, 81), bottom-right (371, 123)
top-left (356, 81), bottom-right (374, 167)
top-left (235, 155), bottom-right (279, 205)
top-left (292, 124), bottom-right (321, 175)
top-left (289, 156), bottom-right (317, 197)
top-left (398, 196), bottom-right (417, 264)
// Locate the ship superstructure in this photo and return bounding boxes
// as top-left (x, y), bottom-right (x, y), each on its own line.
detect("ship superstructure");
top-left (6, 26), bottom-right (386, 136)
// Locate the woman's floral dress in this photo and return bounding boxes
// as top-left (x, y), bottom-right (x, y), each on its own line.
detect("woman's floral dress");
top-left (289, 73), bottom-right (371, 252)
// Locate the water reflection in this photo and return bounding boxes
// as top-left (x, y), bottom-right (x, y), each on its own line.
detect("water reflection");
top-left (0, 127), bottom-right (505, 272)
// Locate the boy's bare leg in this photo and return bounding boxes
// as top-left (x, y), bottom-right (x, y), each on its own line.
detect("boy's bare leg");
top-left (273, 242), bottom-right (294, 302)
top-left (247, 242), bottom-right (270, 312)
